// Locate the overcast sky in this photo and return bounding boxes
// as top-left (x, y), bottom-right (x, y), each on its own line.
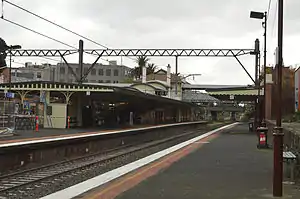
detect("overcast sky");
top-left (1, 0), bottom-right (299, 85)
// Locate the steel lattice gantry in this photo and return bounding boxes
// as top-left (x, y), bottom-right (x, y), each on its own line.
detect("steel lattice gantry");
top-left (7, 45), bottom-right (256, 84)
top-left (9, 48), bottom-right (253, 57)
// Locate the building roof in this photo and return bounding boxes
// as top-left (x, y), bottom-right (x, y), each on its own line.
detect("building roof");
top-left (84, 82), bottom-right (131, 88)
top-left (146, 80), bottom-right (170, 88)
top-left (207, 89), bottom-right (263, 96)
top-left (147, 71), bottom-right (182, 83)
top-left (182, 91), bottom-right (220, 103)
top-left (182, 84), bottom-right (251, 90)
top-left (114, 87), bottom-right (198, 108)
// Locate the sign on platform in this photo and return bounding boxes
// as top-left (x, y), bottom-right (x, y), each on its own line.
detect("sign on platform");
top-left (5, 92), bottom-right (15, 98)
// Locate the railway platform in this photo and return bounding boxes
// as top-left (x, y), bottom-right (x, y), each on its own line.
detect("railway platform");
top-left (0, 125), bottom-right (151, 144)
top-left (60, 123), bottom-right (300, 199)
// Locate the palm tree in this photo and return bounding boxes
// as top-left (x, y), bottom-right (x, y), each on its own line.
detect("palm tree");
top-left (130, 56), bottom-right (150, 80)
top-left (136, 56), bottom-right (149, 68)
top-left (147, 63), bottom-right (157, 74)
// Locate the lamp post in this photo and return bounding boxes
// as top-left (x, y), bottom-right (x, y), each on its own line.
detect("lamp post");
top-left (8, 45), bottom-right (21, 90)
top-left (273, 0), bottom-right (284, 197)
top-left (250, 11), bottom-right (267, 125)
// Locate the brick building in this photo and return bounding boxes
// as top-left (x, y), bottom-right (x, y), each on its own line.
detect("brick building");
top-left (265, 66), bottom-right (295, 120)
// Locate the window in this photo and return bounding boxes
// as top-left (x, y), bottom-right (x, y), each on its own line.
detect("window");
top-left (37, 72), bottom-right (42, 78)
top-left (155, 91), bottom-right (167, 96)
top-left (98, 69), bottom-right (104, 76)
top-left (113, 69), bottom-right (119, 76)
top-left (91, 69), bottom-right (96, 75)
top-left (16, 72), bottom-right (34, 79)
top-left (98, 80), bottom-right (103, 83)
top-left (106, 80), bottom-right (111, 83)
top-left (106, 69), bottom-right (111, 76)
top-left (60, 67), bottom-right (65, 74)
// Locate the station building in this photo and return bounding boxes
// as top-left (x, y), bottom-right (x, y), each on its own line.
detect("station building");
top-left (0, 80), bottom-right (201, 130)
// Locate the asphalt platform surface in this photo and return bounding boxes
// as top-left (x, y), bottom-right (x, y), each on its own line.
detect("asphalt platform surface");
top-left (116, 123), bottom-right (300, 199)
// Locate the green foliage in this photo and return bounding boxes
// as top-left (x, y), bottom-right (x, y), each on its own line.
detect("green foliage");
top-left (121, 77), bottom-right (135, 83)
top-left (136, 56), bottom-right (149, 67)
top-left (147, 63), bottom-right (157, 74)
top-left (129, 55), bottom-right (158, 80)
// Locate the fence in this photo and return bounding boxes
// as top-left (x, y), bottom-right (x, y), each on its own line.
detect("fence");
top-left (0, 100), bottom-right (16, 130)
top-left (266, 121), bottom-right (300, 180)
top-left (0, 100), bottom-right (35, 131)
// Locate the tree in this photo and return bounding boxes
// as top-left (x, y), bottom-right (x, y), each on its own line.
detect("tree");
top-left (0, 38), bottom-right (8, 70)
top-left (136, 56), bottom-right (149, 68)
top-left (147, 63), bottom-right (157, 74)
top-left (130, 56), bottom-right (150, 79)
top-left (121, 77), bottom-right (135, 83)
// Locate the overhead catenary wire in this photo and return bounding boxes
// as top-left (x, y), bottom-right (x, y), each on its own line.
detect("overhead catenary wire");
top-left (3, 0), bottom-right (109, 49)
top-left (1, 18), bottom-right (77, 49)
top-left (3, 0), bottom-right (135, 62)
top-left (267, 0), bottom-right (278, 57)
top-left (267, 0), bottom-right (272, 19)
top-left (1, 17), bottom-right (109, 63)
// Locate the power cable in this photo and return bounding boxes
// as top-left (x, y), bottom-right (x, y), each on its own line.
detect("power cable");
top-left (270, 0), bottom-right (278, 39)
top-left (1, 18), bottom-right (77, 49)
top-left (267, 0), bottom-right (272, 19)
top-left (1, 17), bottom-right (109, 63)
top-left (3, 0), bottom-right (135, 61)
top-left (266, 0), bottom-right (278, 56)
top-left (3, 0), bottom-right (109, 49)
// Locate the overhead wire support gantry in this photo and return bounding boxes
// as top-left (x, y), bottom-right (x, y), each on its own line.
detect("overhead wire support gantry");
top-left (7, 47), bottom-right (255, 84)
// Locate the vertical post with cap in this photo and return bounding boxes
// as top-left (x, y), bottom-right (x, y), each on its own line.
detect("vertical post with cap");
top-left (79, 40), bottom-right (84, 84)
top-left (273, 0), bottom-right (284, 197)
top-left (254, 39), bottom-right (260, 131)
top-left (175, 56), bottom-right (178, 97)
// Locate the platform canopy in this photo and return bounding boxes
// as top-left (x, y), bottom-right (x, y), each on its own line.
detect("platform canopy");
top-left (207, 88), bottom-right (263, 101)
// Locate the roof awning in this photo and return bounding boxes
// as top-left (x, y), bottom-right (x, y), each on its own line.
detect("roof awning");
top-left (208, 89), bottom-right (263, 96)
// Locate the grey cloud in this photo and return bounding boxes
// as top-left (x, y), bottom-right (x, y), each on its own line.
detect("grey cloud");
top-left (1, 0), bottom-right (299, 85)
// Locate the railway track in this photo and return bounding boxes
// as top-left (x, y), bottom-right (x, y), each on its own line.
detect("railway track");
top-left (0, 128), bottom-right (206, 199)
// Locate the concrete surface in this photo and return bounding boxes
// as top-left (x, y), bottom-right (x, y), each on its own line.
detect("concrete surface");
top-left (116, 124), bottom-right (300, 199)
top-left (0, 125), bottom-right (147, 142)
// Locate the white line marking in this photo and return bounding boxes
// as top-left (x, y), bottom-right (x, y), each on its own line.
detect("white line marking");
top-left (0, 121), bottom-right (206, 148)
top-left (194, 141), bottom-right (210, 144)
top-left (40, 122), bottom-right (238, 199)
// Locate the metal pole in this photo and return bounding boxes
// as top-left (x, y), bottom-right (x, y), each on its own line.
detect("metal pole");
top-left (175, 56), bottom-right (178, 96)
top-left (79, 40), bottom-right (84, 84)
top-left (258, 53), bottom-right (262, 125)
top-left (254, 39), bottom-right (260, 130)
top-left (7, 49), bottom-right (12, 127)
top-left (273, 0), bottom-right (284, 197)
top-left (263, 12), bottom-right (267, 122)
top-left (9, 50), bottom-right (12, 90)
